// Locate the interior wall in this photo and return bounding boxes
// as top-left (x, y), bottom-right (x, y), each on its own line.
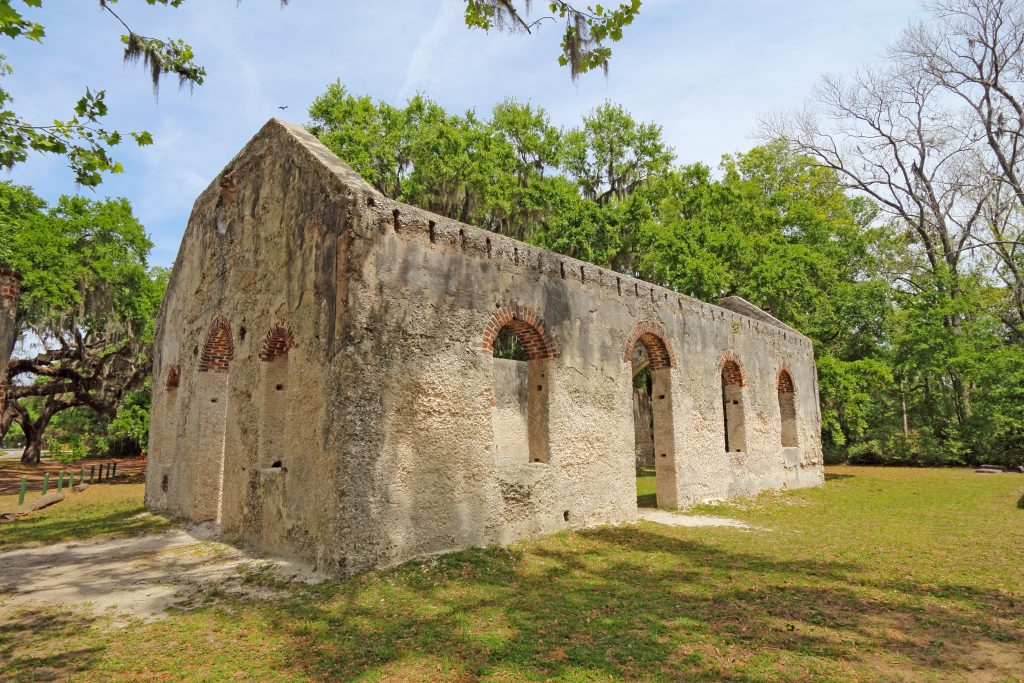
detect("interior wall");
top-left (492, 358), bottom-right (529, 467)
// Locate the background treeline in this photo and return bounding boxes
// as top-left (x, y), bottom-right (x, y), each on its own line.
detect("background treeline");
top-left (308, 59), bottom-right (1024, 468)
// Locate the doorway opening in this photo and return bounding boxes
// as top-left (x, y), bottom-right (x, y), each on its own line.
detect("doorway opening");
top-left (629, 326), bottom-right (676, 509)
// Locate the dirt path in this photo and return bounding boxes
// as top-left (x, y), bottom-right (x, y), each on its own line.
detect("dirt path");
top-left (0, 524), bottom-right (323, 624)
top-left (637, 508), bottom-right (753, 528)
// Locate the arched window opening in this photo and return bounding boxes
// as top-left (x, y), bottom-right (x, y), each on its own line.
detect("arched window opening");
top-left (259, 325), bottom-right (294, 470)
top-left (166, 363), bottom-right (181, 390)
top-left (721, 358), bottom-right (746, 453)
top-left (485, 306), bottom-right (554, 466)
top-left (778, 369), bottom-right (798, 447)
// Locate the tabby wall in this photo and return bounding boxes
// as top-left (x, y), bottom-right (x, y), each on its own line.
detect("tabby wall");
top-left (147, 119), bottom-right (823, 575)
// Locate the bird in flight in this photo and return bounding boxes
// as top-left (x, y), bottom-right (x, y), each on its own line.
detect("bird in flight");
top-left (277, 105), bottom-right (288, 110)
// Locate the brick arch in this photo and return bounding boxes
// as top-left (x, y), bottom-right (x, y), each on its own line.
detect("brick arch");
top-left (259, 324), bottom-right (295, 361)
top-left (198, 316), bottom-right (234, 372)
top-left (166, 363), bottom-right (181, 389)
top-left (777, 367), bottom-right (796, 394)
top-left (481, 305), bottom-right (558, 361)
top-left (720, 353), bottom-right (746, 387)
top-left (623, 322), bottom-right (676, 369)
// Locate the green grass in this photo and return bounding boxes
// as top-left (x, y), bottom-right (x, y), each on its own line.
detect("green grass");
top-left (2, 467), bottom-right (1023, 681)
top-left (0, 483), bottom-right (170, 550)
top-left (636, 465), bottom-right (656, 507)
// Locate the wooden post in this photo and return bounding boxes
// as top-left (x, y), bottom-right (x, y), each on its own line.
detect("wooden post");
top-left (42, 472), bottom-right (50, 496)
top-left (57, 471), bottom-right (63, 493)
top-left (112, 462), bottom-right (117, 478)
top-left (18, 477), bottom-right (26, 506)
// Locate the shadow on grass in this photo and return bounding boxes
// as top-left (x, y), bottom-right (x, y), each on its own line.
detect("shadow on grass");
top-left (825, 472), bottom-right (855, 481)
top-left (1017, 492), bottom-right (1024, 509)
top-left (636, 492), bottom-right (657, 508)
top-left (0, 609), bottom-right (104, 680)
top-left (216, 525), bottom-right (1020, 681)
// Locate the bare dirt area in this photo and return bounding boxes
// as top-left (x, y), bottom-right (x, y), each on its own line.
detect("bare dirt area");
top-left (0, 524), bottom-right (323, 625)
top-left (636, 508), bottom-right (753, 528)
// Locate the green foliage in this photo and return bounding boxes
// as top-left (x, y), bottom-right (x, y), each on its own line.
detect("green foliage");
top-left (0, 181), bottom-right (163, 463)
top-left (463, 1), bottom-right (640, 79)
top-left (0, 1), bottom-right (177, 185)
top-left (308, 88), bottom-right (670, 270)
top-left (50, 433), bottom-right (88, 464)
top-left (492, 327), bottom-right (528, 361)
top-left (0, 182), bottom-right (157, 329)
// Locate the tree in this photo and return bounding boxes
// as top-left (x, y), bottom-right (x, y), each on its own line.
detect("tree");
top-left (1, 0), bottom-right (640, 186)
top-left (0, 0), bottom-right (199, 186)
top-left (0, 181), bottom-right (165, 463)
top-left (761, 0), bottom-right (1024, 466)
top-left (894, 0), bottom-right (1024, 340)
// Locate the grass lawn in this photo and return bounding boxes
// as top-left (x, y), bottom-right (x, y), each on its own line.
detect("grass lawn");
top-left (2, 466), bottom-right (1023, 681)
top-left (636, 465), bottom-right (656, 507)
top-left (0, 482), bottom-right (170, 550)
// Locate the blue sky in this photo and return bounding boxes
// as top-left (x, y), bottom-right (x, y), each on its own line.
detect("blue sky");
top-left (6, 1), bottom-right (924, 267)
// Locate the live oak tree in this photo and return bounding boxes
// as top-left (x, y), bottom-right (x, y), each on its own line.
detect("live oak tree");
top-left (0, 0), bottom-right (640, 187)
top-left (0, 181), bottom-right (165, 463)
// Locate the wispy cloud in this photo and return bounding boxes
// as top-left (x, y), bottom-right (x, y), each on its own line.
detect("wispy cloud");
top-left (399, 0), bottom-right (465, 100)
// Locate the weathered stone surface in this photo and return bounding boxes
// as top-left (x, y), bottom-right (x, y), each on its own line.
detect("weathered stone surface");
top-left (146, 119), bottom-right (825, 576)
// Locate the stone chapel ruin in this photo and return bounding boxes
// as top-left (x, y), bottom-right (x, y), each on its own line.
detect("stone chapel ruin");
top-left (145, 119), bottom-right (824, 575)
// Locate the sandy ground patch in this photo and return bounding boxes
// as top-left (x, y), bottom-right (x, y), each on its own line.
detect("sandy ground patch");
top-left (0, 522), bottom-right (323, 624)
top-left (637, 508), bottom-right (752, 528)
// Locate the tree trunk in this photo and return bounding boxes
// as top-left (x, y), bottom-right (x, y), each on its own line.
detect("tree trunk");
top-left (18, 401), bottom-right (59, 464)
top-left (21, 436), bottom-right (42, 464)
top-left (901, 391), bottom-right (910, 436)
